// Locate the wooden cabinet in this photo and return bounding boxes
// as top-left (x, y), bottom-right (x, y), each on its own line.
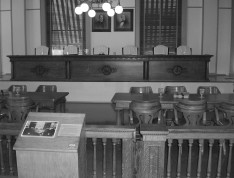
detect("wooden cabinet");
top-left (8, 55), bottom-right (212, 82)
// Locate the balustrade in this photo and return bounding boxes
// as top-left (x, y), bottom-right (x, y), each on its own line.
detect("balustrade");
top-left (0, 123), bottom-right (234, 178)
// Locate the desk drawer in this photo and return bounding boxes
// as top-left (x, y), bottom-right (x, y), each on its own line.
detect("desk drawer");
top-left (12, 61), bottom-right (67, 81)
top-left (70, 61), bottom-right (143, 81)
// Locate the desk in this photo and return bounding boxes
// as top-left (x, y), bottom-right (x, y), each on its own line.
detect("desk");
top-left (1, 92), bottom-right (69, 113)
top-left (8, 54), bottom-right (211, 82)
top-left (111, 93), bottom-right (234, 125)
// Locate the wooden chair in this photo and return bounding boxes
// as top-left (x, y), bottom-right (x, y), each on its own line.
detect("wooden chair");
top-left (215, 102), bottom-right (234, 126)
top-left (163, 86), bottom-right (187, 126)
top-left (35, 46), bottom-right (49, 55)
top-left (129, 100), bottom-right (162, 126)
top-left (35, 85), bottom-right (60, 112)
top-left (5, 95), bottom-right (38, 123)
top-left (8, 85), bottom-right (27, 94)
top-left (130, 86), bottom-right (153, 94)
top-left (63, 45), bottom-right (78, 55)
top-left (174, 99), bottom-right (207, 126)
top-left (93, 45), bottom-right (110, 55)
top-left (176, 45), bottom-right (192, 55)
top-left (153, 45), bottom-right (169, 55)
top-left (35, 85), bottom-right (57, 92)
top-left (122, 45), bottom-right (138, 55)
top-left (197, 86), bottom-right (221, 125)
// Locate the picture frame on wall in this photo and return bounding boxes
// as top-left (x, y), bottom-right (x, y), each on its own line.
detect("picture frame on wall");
top-left (114, 9), bottom-right (133, 32)
top-left (92, 10), bottom-right (111, 32)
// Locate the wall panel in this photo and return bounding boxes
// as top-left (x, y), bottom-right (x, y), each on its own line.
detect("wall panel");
top-left (217, 9), bottom-right (231, 74)
top-left (0, 0), bottom-right (11, 10)
top-left (0, 11), bottom-right (12, 74)
top-left (26, 10), bottom-right (41, 55)
top-left (187, 8), bottom-right (202, 54)
top-left (203, 0), bottom-right (218, 73)
top-left (12, 0), bottom-right (25, 55)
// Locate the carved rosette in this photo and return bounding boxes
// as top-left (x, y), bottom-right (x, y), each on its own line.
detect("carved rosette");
top-left (31, 65), bottom-right (49, 77)
top-left (98, 65), bottom-right (117, 75)
top-left (168, 65), bottom-right (187, 76)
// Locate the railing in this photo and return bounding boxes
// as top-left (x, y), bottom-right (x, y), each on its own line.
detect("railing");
top-left (85, 125), bottom-right (136, 178)
top-left (1, 123), bottom-right (234, 178)
top-left (0, 122), bottom-right (22, 177)
top-left (140, 125), bottom-right (234, 178)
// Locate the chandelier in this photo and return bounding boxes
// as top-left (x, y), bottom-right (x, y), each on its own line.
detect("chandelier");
top-left (75, 0), bottom-right (123, 17)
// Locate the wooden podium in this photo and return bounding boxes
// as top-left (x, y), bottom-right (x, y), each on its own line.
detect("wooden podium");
top-left (13, 112), bottom-right (86, 178)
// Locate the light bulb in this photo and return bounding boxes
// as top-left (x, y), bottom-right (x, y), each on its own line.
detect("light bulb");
top-left (88, 9), bottom-right (96, 18)
top-left (102, 2), bottom-right (111, 11)
top-left (75, 6), bottom-right (83, 15)
top-left (115, 5), bottom-right (123, 14)
top-left (107, 8), bottom-right (115, 17)
top-left (81, 3), bottom-right (89, 12)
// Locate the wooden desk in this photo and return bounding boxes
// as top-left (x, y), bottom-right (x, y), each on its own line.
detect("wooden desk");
top-left (8, 54), bottom-right (212, 82)
top-left (111, 93), bottom-right (234, 125)
top-left (1, 92), bottom-right (69, 113)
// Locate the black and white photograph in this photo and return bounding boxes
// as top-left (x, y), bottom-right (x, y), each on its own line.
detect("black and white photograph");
top-left (22, 121), bottom-right (58, 137)
top-left (114, 9), bottom-right (133, 31)
top-left (92, 10), bottom-right (111, 32)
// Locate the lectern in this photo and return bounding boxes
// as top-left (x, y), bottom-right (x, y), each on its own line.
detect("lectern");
top-left (14, 112), bottom-right (86, 178)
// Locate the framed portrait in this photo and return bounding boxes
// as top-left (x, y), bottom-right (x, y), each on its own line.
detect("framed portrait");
top-left (92, 10), bottom-right (111, 32)
top-left (114, 9), bottom-right (133, 32)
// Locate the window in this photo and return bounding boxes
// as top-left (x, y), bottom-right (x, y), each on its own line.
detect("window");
top-left (140, 0), bottom-right (182, 55)
top-left (46, 0), bottom-right (86, 51)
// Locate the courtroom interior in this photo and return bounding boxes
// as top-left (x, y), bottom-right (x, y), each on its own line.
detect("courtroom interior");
top-left (0, 0), bottom-right (234, 177)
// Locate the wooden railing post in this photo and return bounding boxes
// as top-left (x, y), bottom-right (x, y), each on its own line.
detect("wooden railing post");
top-left (139, 125), bottom-right (168, 178)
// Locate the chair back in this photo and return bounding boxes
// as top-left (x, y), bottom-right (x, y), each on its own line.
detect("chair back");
top-left (8, 85), bottom-right (27, 94)
top-left (197, 86), bottom-right (221, 95)
top-left (164, 86), bottom-right (187, 94)
top-left (130, 100), bottom-right (161, 124)
top-left (5, 95), bottom-right (35, 122)
top-left (153, 45), bottom-right (169, 55)
top-left (122, 45), bottom-right (138, 55)
top-left (176, 45), bottom-right (192, 55)
top-left (93, 45), bottom-right (109, 55)
top-left (130, 86), bottom-right (153, 94)
top-left (36, 85), bottom-right (57, 92)
top-left (63, 45), bottom-right (78, 55)
top-left (35, 46), bottom-right (49, 55)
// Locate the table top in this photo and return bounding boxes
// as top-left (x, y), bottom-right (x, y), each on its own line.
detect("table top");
top-left (1, 92), bottom-right (69, 103)
top-left (111, 93), bottom-right (234, 105)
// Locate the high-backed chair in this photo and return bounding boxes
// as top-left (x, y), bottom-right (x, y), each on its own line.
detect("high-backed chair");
top-left (35, 46), bottom-right (49, 55)
top-left (63, 45), bottom-right (78, 55)
top-left (93, 45), bottom-right (110, 55)
top-left (8, 85), bottom-right (27, 94)
top-left (176, 45), bottom-right (192, 55)
top-left (174, 99), bottom-right (207, 126)
top-left (130, 86), bottom-right (153, 94)
top-left (153, 45), bottom-right (169, 55)
top-left (35, 85), bottom-right (57, 92)
top-left (122, 45), bottom-right (138, 55)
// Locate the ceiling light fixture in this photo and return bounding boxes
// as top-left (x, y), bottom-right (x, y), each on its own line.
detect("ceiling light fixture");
top-left (75, 0), bottom-right (123, 18)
